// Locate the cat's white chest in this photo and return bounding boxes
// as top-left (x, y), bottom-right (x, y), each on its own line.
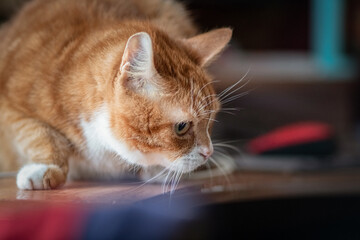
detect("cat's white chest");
top-left (68, 105), bottom-right (143, 179)
top-left (67, 104), bottom-right (168, 180)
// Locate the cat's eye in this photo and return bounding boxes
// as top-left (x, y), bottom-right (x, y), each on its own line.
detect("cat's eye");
top-left (174, 122), bottom-right (191, 136)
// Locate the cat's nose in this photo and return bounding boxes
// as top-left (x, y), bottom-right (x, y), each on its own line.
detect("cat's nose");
top-left (199, 146), bottom-right (213, 160)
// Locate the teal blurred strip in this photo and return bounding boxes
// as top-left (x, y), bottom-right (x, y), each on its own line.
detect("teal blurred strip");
top-left (312, 0), bottom-right (345, 73)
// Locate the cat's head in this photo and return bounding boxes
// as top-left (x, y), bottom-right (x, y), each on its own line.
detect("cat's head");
top-left (106, 28), bottom-right (232, 173)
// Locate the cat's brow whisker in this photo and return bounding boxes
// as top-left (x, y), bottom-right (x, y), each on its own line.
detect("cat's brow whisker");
top-left (195, 94), bottom-right (218, 117)
top-left (203, 118), bottom-right (219, 122)
top-left (196, 93), bottom-right (218, 110)
top-left (219, 111), bottom-right (237, 116)
top-left (217, 107), bottom-right (243, 115)
top-left (197, 80), bottom-right (217, 98)
top-left (199, 112), bottom-right (217, 116)
top-left (217, 67), bottom-right (251, 100)
top-left (199, 109), bottom-right (217, 114)
top-left (220, 91), bottom-right (250, 105)
top-left (220, 107), bottom-right (241, 112)
top-left (196, 97), bottom-right (219, 115)
top-left (219, 77), bottom-right (251, 103)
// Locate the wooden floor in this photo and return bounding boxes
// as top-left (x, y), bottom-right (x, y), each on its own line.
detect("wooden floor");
top-left (1, 168), bottom-right (360, 207)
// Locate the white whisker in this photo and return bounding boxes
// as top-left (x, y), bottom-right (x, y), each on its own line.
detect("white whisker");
top-left (209, 157), bottom-right (232, 187)
top-left (206, 162), bottom-right (214, 185)
top-left (213, 143), bottom-right (242, 154)
top-left (203, 117), bottom-right (219, 122)
top-left (219, 77), bottom-right (251, 103)
top-left (217, 67), bottom-right (251, 100)
top-left (220, 91), bottom-right (250, 105)
top-left (162, 169), bottom-right (173, 193)
top-left (170, 169), bottom-right (183, 194)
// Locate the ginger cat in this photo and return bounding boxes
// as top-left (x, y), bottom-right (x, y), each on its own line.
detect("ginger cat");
top-left (0, 0), bottom-right (232, 190)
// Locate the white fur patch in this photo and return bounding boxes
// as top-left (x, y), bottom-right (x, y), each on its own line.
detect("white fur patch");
top-left (72, 104), bottom-right (167, 179)
top-left (16, 163), bottom-right (52, 190)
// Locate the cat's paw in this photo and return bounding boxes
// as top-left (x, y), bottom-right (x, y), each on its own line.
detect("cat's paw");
top-left (16, 163), bottom-right (66, 190)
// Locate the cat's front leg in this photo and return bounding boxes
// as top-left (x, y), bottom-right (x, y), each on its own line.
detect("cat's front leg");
top-left (4, 107), bottom-right (71, 190)
top-left (14, 120), bottom-right (71, 190)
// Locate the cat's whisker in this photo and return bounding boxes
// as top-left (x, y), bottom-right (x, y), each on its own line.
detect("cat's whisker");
top-left (219, 107), bottom-right (241, 112)
top-left (217, 67), bottom-right (251, 100)
top-left (170, 168), bottom-right (183, 194)
top-left (196, 97), bottom-right (219, 116)
top-left (219, 77), bottom-right (251, 103)
top-left (194, 96), bottom-right (218, 118)
top-left (171, 172), bottom-right (180, 193)
top-left (203, 117), bottom-right (219, 122)
top-left (209, 157), bottom-right (232, 187)
top-left (213, 143), bottom-right (241, 155)
top-left (162, 170), bottom-right (172, 193)
top-left (169, 170), bottom-right (178, 194)
top-left (217, 107), bottom-right (243, 116)
top-left (197, 109), bottom-right (217, 117)
top-left (162, 169), bottom-right (173, 194)
top-left (212, 139), bottom-right (244, 144)
top-left (220, 91), bottom-right (250, 105)
top-left (167, 170), bottom-right (178, 193)
top-left (206, 162), bottom-right (214, 185)
top-left (197, 80), bottom-right (218, 98)
top-left (175, 171), bottom-right (184, 193)
top-left (219, 110), bottom-right (237, 116)
top-left (129, 166), bottom-right (170, 193)
top-left (196, 93), bottom-right (218, 112)
top-left (162, 161), bottom-right (176, 193)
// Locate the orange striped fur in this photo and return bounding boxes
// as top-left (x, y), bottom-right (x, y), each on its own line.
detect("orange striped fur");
top-left (0, 0), bottom-right (232, 189)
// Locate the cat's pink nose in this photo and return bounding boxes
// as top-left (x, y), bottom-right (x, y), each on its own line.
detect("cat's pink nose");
top-left (199, 146), bottom-right (213, 160)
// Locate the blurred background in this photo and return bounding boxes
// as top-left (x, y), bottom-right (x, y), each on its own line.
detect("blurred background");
top-left (185, 0), bottom-right (360, 172)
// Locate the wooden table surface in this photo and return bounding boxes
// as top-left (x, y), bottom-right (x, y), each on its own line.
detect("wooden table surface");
top-left (1, 168), bottom-right (360, 207)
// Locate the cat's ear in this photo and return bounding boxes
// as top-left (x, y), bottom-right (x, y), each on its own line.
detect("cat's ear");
top-left (119, 32), bottom-right (158, 95)
top-left (184, 28), bottom-right (232, 66)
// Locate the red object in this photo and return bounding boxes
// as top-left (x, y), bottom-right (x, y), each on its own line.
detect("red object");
top-left (0, 203), bottom-right (86, 240)
top-left (247, 122), bottom-right (333, 155)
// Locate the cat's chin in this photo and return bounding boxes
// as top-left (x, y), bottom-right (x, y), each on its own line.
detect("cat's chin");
top-left (166, 158), bottom-right (207, 174)
top-left (140, 159), bottom-right (207, 183)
